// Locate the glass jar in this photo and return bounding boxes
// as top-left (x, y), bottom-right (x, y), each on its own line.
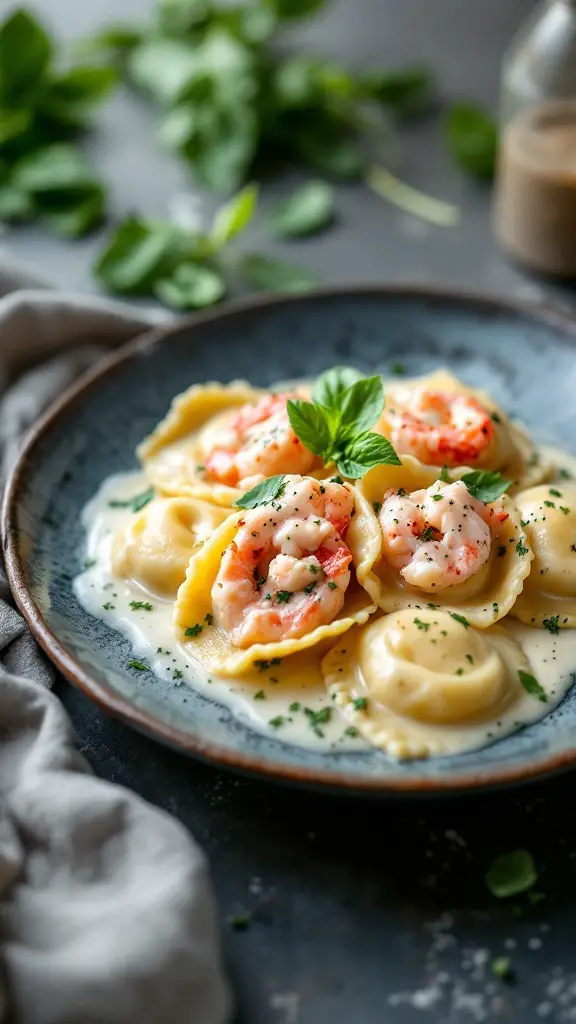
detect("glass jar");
top-left (494, 0), bottom-right (576, 277)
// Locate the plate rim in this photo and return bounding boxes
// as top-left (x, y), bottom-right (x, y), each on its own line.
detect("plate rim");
top-left (4, 282), bottom-right (576, 795)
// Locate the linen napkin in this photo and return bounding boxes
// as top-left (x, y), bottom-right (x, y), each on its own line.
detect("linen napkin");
top-left (0, 252), bottom-right (232, 1024)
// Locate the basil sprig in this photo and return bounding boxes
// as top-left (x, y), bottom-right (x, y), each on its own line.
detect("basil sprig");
top-left (287, 366), bottom-right (400, 479)
top-left (460, 470), bottom-right (511, 504)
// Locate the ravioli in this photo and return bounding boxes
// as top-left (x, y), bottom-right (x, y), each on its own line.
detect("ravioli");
top-left (322, 609), bottom-right (532, 758)
top-left (173, 479), bottom-right (377, 676)
top-left (353, 467), bottom-right (533, 627)
top-left (511, 484), bottom-right (576, 629)
top-left (376, 369), bottom-right (547, 493)
top-left (138, 381), bottom-right (266, 506)
top-left (111, 496), bottom-right (228, 597)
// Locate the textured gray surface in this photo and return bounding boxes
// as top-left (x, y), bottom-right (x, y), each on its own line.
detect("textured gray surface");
top-left (6, 0), bottom-right (576, 1021)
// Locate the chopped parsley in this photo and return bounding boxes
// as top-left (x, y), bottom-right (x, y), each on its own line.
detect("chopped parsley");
top-left (327, 581), bottom-right (337, 590)
top-left (276, 590), bottom-right (293, 604)
top-left (127, 659), bottom-right (148, 671)
top-left (289, 701), bottom-right (301, 712)
top-left (304, 581), bottom-right (317, 594)
top-left (414, 617), bottom-right (430, 631)
top-left (449, 612), bottom-right (469, 628)
top-left (269, 715), bottom-right (285, 728)
top-left (173, 669), bottom-right (183, 680)
top-left (491, 412), bottom-right (502, 424)
top-left (518, 670), bottom-right (547, 703)
top-left (108, 487), bottom-right (154, 513)
top-left (549, 488), bottom-right (562, 497)
top-left (516, 539), bottom-right (529, 557)
top-left (204, 612), bottom-right (214, 625)
top-left (440, 465), bottom-right (450, 483)
top-left (455, 668), bottom-right (464, 675)
top-left (543, 615), bottom-right (560, 635)
top-left (84, 557), bottom-right (97, 569)
top-left (466, 654), bottom-right (474, 663)
top-left (305, 706), bottom-right (332, 736)
top-left (432, 494), bottom-right (442, 501)
top-left (543, 500), bottom-right (555, 508)
top-left (129, 600), bottom-right (153, 611)
top-left (185, 623), bottom-right (203, 637)
top-left (560, 506), bottom-right (570, 515)
top-left (352, 697), bottom-right (367, 711)
top-left (344, 726), bottom-right (359, 738)
top-left (102, 601), bottom-right (115, 610)
top-left (254, 690), bottom-right (266, 700)
top-left (421, 526), bottom-right (435, 542)
top-left (485, 849), bottom-right (538, 898)
top-left (559, 468), bottom-right (572, 479)
top-left (254, 658), bottom-right (282, 672)
top-left (330, 476), bottom-right (344, 484)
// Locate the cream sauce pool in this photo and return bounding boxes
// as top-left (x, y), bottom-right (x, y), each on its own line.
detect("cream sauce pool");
top-left (74, 445), bottom-right (576, 758)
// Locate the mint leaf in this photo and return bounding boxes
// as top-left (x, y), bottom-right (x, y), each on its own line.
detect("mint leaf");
top-left (518, 670), bottom-right (547, 704)
top-left (312, 366), bottom-right (363, 413)
top-left (462, 470), bottom-right (511, 504)
top-left (0, 10), bottom-right (51, 104)
top-left (286, 399), bottom-right (331, 457)
top-left (337, 431), bottom-right (401, 478)
top-left (210, 182), bottom-right (258, 249)
top-left (240, 253), bottom-right (316, 293)
top-left (154, 263), bottom-right (225, 310)
top-left (338, 376), bottom-right (385, 440)
top-left (234, 474), bottom-right (287, 509)
top-left (95, 217), bottom-right (185, 295)
top-left (270, 180), bottom-right (334, 238)
top-left (485, 850), bottom-right (538, 899)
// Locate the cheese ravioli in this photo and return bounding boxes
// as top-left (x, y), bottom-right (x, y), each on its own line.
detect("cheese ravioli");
top-left (511, 483), bottom-right (576, 629)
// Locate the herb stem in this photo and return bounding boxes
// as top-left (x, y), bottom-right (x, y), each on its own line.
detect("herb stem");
top-left (366, 165), bottom-right (460, 227)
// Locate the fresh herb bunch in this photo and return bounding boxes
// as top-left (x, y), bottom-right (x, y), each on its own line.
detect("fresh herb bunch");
top-left (0, 9), bottom-right (114, 235)
top-left (445, 103), bottom-right (498, 180)
top-left (94, 182), bottom-right (316, 306)
top-left (85, 0), bottom-right (434, 195)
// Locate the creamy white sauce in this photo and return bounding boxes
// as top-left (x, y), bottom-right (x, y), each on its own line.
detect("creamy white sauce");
top-left (74, 445), bottom-right (576, 759)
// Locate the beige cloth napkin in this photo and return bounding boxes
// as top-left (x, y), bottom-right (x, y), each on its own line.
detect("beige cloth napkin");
top-left (0, 252), bottom-right (232, 1024)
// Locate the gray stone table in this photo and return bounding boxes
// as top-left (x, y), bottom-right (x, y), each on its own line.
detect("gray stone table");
top-left (5, 0), bottom-right (576, 1021)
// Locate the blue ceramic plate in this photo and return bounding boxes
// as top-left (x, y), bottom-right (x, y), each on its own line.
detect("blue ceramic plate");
top-left (5, 286), bottom-right (576, 795)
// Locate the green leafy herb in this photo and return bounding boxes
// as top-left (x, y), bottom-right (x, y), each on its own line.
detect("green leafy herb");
top-left (289, 701), bottom-right (301, 712)
top-left (240, 253), bottom-right (317, 293)
top-left (234, 474), bottom-right (286, 509)
top-left (185, 623), bottom-right (204, 637)
top-left (344, 726), bottom-right (358, 738)
top-left (549, 488), bottom-right (562, 497)
top-left (102, 601), bottom-right (115, 610)
top-left (254, 657), bottom-right (281, 672)
top-left (204, 612), bottom-right (214, 625)
top-left (518, 670), bottom-right (547, 703)
top-left (270, 180), bottom-right (334, 238)
top-left (516, 539), bottom-right (529, 557)
top-left (327, 581), bottom-right (337, 590)
top-left (445, 103), bottom-right (498, 180)
top-left (491, 957), bottom-right (512, 980)
top-left (109, 486), bottom-right (154, 512)
top-left (209, 182), bottom-right (258, 248)
top-left (254, 690), bottom-right (266, 700)
top-left (485, 849), bottom-right (538, 899)
top-left (269, 715), bottom-right (285, 728)
top-left (287, 366), bottom-right (400, 479)
top-left (155, 263), bottom-right (225, 310)
top-left (440, 465), bottom-right (450, 483)
top-left (543, 615), bottom-right (560, 636)
top-left (304, 705), bottom-right (331, 735)
top-left (359, 66), bottom-right (433, 117)
top-left (276, 590), bottom-right (293, 604)
top-left (84, 557), bottom-right (97, 569)
top-left (559, 468), bottom-right (572, 479)
top-left (129, 600), bottom-right (153, 611)
top-left (449, 612), bottom-right (469, 628)
top-left (352, 696), bottom-right (367, 710)
top-left (414, 617), bottom-right (429, 631)
top-left (461, 470), bottom-right (511, 503)
top-left (127, 659), bottom-right (148, 671)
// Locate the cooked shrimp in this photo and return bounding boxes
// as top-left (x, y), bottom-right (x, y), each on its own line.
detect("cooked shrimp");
top-left (212, 475), bottom-right (355, 647)
top-left (204, 393), bottom-right (316, 489)
top-left (385, 387), bottom-right (494, 467)
top-left (379, 480), bottom-right (492, 591)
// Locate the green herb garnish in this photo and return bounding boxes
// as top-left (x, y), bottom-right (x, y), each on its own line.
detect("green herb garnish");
top-left (485, 849), bottom-right (538, 898)
top-left (327, 580), bottom-right (337, 590)
top-left (185, 623), bottom-right (203, 637)
top-left (414, 617), bottom-right (429, 631)
top-left (270, 180), bottom-right (334, 238)
top-left (543, 615), bottom-right (560, 635)
top-left (461, 470), bottom-right (511, 504)
top-left (269, 715), bottom-right (285, 728)
top-left (276, 590), bottom-right (293, 604)
top-left (109, 486), bottom-right (154, 512)
top-left (449, 612), bottom-right (469, 628)
top-left (518, 670), bottom-right (547, 703)
top-left (234, 474), bottom-right (286, 510)
top-left (129, 600), bottom-right (153, 611)
top-left (516, 539), bottom-right (529, 557)
top-left (352, 697), bottom-right (367, 711)
top-left (491, 957), bottom-right (512, 980)
top-left (127, 659), bottom-right (148, 671)
top-left (445, 103), bottom-right (498, 180)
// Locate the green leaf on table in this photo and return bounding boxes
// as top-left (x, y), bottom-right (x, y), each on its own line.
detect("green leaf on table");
top-left (359, 66), bottom-right (433, 117)
top-left (337, 432), bottom-right (401, 478)
top-left (154, 263), bottom-right (226, 310)
top-left (184, 102), bottom-right (257, 194)
top-left (158, 107), bottom-right (198, 151)
top-left (273, 57), bottom-right (320, 109)
top-left (337, 376), bottom-right (385, 440)
top-left (286, 400), bottom-right (331, 457)
top-left (76, 25), bottom-right (143, 59)
top-left (41, 66), bottom-right (118, 127)
top-left (445, 103), bottom-right (498, 180)
top-left (155, 0), bottom-right (211, 35)
top-left (0, 109), bottom-right (32, 147)
top-left (128, 39), bottom-right (201, 105)
top-left (297, 129), bottom-right (364, 180)
top-left (264, 0), bottom-right (327, 19)
top-left (39, 189), bottom-right (105, 237)
top-left (234, 474), bottom-right (287, 510)
top-left (240, 253), bottom-right (316, 292)
top-left (0, 185), bottom-right (32, 222)
top-left (94, 216), bottom-right (185, 295)
top-left (270, 180), bottom-right (334, 238)
top-left (13, 144), bottom-right (100, 193)
top-left (485, 849), bottom-right (538, 899)
top-left (210, 183), bottom-right (258, 249)
top-left (0, 10), bottom-right (51, 103)
top-left (461, 470), bottom-right (511, 504)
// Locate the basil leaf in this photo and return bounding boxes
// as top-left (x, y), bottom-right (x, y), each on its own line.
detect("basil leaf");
top-left (286, 399), bottom-right (331, 457)
top-left (446, 103), bottom-right (498, 180)
top-left (187, 102), bottom-right (257, 194)
top-left (518, 670), bottom-right (547, 704)
top-left (461, 470), bottom-right (511, 504)
top-left (39, 189), bottom-right (105, 238)
top-left (42, 66), bottom-right (118, 128)
top-left (312, 366), bottom-right (363, 417)
top-left (449, 612), bottom-right (469, 628)
top-left (13, 144), bottom-right (100, 193)
top-left (337, 431), bottom-right (401, 478)
top-left (154, 263), bottom-right (225, 310)
top-left (76, 25), bottom-right (143, 59)
top-left (485, 850), bottom-right (538, 899)
top-left (0, 10), bottom-right (51, 104)
top-left (338, 376), bottom-right (385, 439)
top-left (240, 253), bottom-right (316, 293)
top-left (265, 0), bottom-right (327, 19)
top-left (270, 180), bottom-right (334, 238)
top-left (273, 56), bottom-right (319, 109)
top-left (155, 0), bottom-right (211, 35)
top-left (0, 109), bottom-right (31, 147)
top-left (359, 67), bottom-right (433, 117)
top-left (297, 128), bottom-right (364, 180)
top-left (95, 217), bottom-right (185, 295)
top-left (158, 107), bottom-right (198, 151)
top-left (234, 474), bottom-right (287, 510)
top-left (210, 182), bottom-right (258, 249)
top-left (0, 185), bottom-right (32, 222)
top-left (128, 40), bottom-right (201, 105)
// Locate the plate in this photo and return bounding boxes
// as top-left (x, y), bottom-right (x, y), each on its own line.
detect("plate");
top-left (4, 285), bottom-right (576, 795)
